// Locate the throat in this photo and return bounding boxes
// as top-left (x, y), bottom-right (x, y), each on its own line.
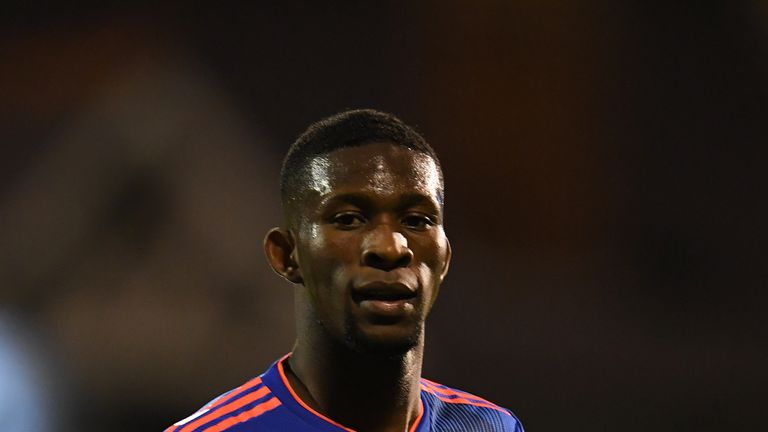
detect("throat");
top-left (286, 346), bottom-right (424, 432)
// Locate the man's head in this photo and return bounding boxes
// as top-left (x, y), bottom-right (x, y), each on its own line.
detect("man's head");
top-left (280, 109), bottom-right (444, 227)
top-left (265, 109), bottom-right (451, 355)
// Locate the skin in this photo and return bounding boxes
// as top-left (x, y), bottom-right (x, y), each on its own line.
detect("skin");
top-left (264, 142), bottom-right (451, 432)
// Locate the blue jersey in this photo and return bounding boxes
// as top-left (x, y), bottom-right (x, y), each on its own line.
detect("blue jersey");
top-left (166, 355), bottom-right (524, 432)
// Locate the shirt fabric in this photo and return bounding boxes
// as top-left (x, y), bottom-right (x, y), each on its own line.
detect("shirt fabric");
top-left (166, 355), bottom-right (524, 432)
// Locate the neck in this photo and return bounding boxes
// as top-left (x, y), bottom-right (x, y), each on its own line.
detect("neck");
top-left (287, 330), bottom-right (424, 432)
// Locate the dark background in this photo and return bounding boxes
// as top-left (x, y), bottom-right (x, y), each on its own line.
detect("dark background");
top-left (1, 2), bottom-right (766, 431)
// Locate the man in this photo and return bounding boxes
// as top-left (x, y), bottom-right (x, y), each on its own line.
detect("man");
top-left (166, 109), bottom-right (524, 431)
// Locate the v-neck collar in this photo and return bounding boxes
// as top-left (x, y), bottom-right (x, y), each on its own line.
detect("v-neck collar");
top-left (261, 354), bottom-right (429, 432)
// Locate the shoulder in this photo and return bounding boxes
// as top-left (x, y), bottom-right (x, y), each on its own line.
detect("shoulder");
top-left (165, 375), bottom-right (282, 432)
top-left (420, 378), bottom-right (525, 432)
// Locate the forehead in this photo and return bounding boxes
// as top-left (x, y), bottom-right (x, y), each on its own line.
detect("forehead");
top-left (304, 142), bottom-right (442, 206)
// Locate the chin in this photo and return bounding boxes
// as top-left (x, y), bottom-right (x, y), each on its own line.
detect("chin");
top-left (344, 319), bottom-right (423, 356)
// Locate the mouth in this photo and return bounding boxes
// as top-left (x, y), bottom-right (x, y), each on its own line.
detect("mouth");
top-left (351, 282), bottom-right (418, 319)
top-left (352, 281), bottom-right (417, 302)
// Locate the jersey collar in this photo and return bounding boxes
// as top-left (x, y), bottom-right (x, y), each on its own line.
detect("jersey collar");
top-left (262, 354), bottom-right (429, 432)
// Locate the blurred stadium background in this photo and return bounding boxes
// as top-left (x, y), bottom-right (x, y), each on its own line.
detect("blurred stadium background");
top-left (1, 2), bottom-right (766, 431)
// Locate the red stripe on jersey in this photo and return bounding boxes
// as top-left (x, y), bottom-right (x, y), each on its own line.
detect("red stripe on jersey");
top-left (421, 378), bottom-right (497, 406)
top-left (178, 386), bottom-right (271, 432)
top-left (202, 397), bottom-right (281, 432)
top-left (420, 382), bottom-right (511, 416)
top-left (408, 398), bottom-right (425, 432)
top-left (208, 377), bottom-right (263, 410)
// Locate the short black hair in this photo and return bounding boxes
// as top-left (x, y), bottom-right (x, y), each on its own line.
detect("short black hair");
top-left (280, 109), bottom-right (443, 220)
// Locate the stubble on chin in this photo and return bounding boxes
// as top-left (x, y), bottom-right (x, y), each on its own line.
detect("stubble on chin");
top-left (342, 316), bottom-right (423, 357)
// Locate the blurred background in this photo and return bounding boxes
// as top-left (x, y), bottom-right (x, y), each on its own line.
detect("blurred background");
top-left (1, 2), bottom-right (766, 431)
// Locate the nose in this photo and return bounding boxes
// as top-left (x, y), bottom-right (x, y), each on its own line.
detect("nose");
top-left (361, 224), bottom-right (413, 270)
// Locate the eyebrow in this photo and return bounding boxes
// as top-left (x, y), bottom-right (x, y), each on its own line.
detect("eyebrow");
top-left (319, 192), bottom-right (441, 214)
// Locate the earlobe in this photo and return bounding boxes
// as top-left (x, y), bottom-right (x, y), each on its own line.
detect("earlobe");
top-left (264, 228), bottom-right (304, 284)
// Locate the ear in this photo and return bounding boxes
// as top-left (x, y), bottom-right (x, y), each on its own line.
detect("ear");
top-left (439, 237), bottom-right (452, 282)
top-left (264, 227), bottom-right (304, 284)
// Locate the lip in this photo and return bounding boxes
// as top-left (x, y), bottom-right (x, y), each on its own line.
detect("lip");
top-left (351, 281), bottom-right (417, 303)
top-left (358, 298), bottom-right (415, 318)
top-left (352, 281), bottom-right (418, 321)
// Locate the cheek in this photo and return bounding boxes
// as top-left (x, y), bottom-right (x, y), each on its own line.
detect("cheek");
top-left (416, 263), bottom-right (434, 287)
top-left (412, 240), bottom-right (447, 305)
top-left (414, 235), bottom-right (449, 272)
top-left (310, 228), bottom-right (360, 260)
top-left (417, 260), bottom-right (442, 314)
top-left (301, 227), bottom-right (360, 285)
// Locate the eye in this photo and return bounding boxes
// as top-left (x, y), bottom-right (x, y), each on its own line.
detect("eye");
top-left (401, 214), bottom-right (435, 231)
top-left (332, 212), bottom-right (366, 229)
